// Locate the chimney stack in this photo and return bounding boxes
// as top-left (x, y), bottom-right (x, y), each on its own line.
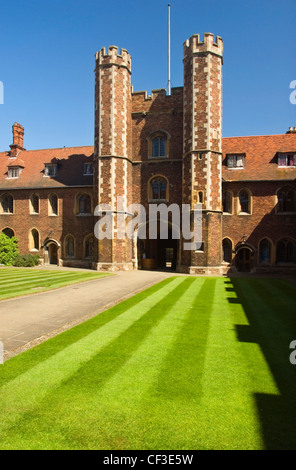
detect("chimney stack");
top-left (286, 126), bottom-right (296, 134)
top-left (10, 122), bottom-right (25, 156)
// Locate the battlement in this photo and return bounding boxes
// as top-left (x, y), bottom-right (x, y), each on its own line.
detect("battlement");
top-left (132, 87), bottom-right (183, 101)
top-left (95, 45), bottom-right (131, 71)
top-left (131, 87), bottom-right (183, 114)
top-left (183, 33), bottom-right (223, 58)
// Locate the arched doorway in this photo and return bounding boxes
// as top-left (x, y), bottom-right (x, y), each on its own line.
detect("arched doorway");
top-left (136, 220), bottom-right (180, 271)
top-left (44, 239), bottom-right (60, 265)
top-left (235, 246), bottom-right (254, 272)
top-left (48, 243), bottom-right (58, 265)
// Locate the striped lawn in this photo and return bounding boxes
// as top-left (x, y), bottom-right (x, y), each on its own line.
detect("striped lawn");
top-left (0, 276), bottom-right (295, 450)
top-left (0, 268), bottom-right (110, 300)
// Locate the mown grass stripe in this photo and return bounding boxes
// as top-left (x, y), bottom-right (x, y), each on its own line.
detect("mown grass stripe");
top-left (152, 278), bottom-right (216, 400)
top-left (0, 274), bottom-right (81, 290)
top-left (0, 270), bottom-right (81, 284)
top-left (126, 278), bottom-right (217, 450)
top-left (0, 271), bottom-right (99, 286)
top-left (0, 277), bottom-right (176, 387)
top-left (0, 277), bottom-right (183, 436)
top-left (0, 271), bottom-right (110, 300)
top-left (0, 277), bottom-right (200, 450)
top-left (190, 279), bottom-right (265, 450)
top-left (0, 273), bottom-right (97, 290)
top-left (0, 277), bottom-right (294, 450)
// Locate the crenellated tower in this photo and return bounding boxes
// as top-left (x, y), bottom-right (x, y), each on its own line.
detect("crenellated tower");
top-left (182, 33), bottom-right (223, 273)
top-left (93, 46), bottom-right (133, 270)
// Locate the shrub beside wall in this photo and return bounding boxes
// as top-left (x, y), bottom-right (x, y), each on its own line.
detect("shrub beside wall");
top-left (13, 254), bottom-right (40, 267)
top-left (0, 233), bottom-right (19, 266)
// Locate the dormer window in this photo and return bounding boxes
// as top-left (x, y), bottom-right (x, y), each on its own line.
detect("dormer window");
top-left (227, 154), bottom-right (245, 169)
top-left (44, 164), bottom-right (57, 177)
top-left (7, 166), bottom-right (21, 178)
top-left (278, 153), bottom-right (296, 167)
top-left (83, 163), bottom-right (94, 175)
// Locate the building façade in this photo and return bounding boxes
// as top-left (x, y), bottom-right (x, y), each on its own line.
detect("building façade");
top-left (0, 33), bottom-right (295, 275)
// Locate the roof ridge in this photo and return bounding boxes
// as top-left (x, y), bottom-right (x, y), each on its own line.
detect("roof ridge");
top-left (222, 133), bottom-right (294, 139)
top-left (21, 145), bottom-right (94, 152)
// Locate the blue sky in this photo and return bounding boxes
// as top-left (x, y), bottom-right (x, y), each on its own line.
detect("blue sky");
top-left (0, 0), bottom-right (295, 150)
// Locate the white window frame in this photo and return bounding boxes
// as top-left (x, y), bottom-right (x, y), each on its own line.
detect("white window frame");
top-left (83, 163), bottom-right (94, 175)
top-left (227, 154), bottom-right (245, 169)
top-left (44, 164), bottom-right (57, 177)
top-left (278, 153), bottom-right (296, 168)
top-left (7, 167), bottom-right (21, 179)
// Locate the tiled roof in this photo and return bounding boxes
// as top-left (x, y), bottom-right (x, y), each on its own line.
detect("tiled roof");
top-left (0, 146), bottom-right (94, 189)
top-left (0, 133), bottom-right (295, 189)
top-left (222, 133), bottom-right (296, 181)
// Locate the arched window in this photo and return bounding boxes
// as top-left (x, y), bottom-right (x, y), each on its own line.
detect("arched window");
top-left (30, 194), bottom-right (39, 214)
top-left (276, 238), bottom-right (295, 264)
top-left (2, 227), bottom-right (15, 238)
top-left (277, 187), bottom-right (296, 213)
top-left (259, 238), bottom-right (271, 264)
top-left (222, 191), bottom-right (232, 214)
top-left (85, 235), bottom-right (94, 259)
top-left (49, 194), bottom-right (58, 215)
top-left (238, 189), bottom-right (251, 214)
top-left (148, 131), bottom-right (169, 158)
top-left (0, 193), bottom-right (13, 214)
top-left (65, 235), bottom-right (75, 258)
top-left (77, 194), bottom-right (92, 214)
top-left (30, 229), bottom-right (40, 251)
top-left (222, 238), bottom-right (232, 263)
top-left (152, 136), bottom-right (166, 157)
top-left (150, 177), bottom-right (167, 200)
top-left (198, 191), bottom-right (203, 204)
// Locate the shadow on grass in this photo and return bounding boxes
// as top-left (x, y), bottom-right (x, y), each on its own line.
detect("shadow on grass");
top-left (228, 277), bottom-right (296, 450)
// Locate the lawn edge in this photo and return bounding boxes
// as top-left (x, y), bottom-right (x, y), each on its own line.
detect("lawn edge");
top-left (0, 270), bottom-right (113, 303)
top-left (3, 276), bottom-right (177, 362)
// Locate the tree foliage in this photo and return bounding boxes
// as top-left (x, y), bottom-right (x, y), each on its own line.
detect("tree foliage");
top-left (0, 233), bottom-right (19, 266)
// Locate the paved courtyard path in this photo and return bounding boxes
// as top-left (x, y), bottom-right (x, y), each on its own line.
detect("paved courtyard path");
top-left (0, 268), bottom-right (171, 360)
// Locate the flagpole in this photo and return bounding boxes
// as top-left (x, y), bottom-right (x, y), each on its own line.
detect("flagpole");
top-left (168, 3), bottom-right (171, 96)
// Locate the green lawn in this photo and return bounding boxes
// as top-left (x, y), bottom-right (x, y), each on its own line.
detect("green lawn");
top-left (0, 276), bottom-right (295, 450)
top-left (0, 268), bottom-right (110, 300)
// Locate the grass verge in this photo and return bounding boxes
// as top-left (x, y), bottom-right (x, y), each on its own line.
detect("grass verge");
top-left (0, 276), bottom-right (295, 450)
top-left (0, 267), bottom-right (111, 300)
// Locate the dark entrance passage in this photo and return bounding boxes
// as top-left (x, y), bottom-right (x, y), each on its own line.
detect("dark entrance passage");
top-left (157, 239), bottom-right (178, 270)
top-left (139, 223), bottom-right (179, 271)
top-left (48, 243), bottom-right (58, 265)
top-left (44, 241), bottom-right (59, 265)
